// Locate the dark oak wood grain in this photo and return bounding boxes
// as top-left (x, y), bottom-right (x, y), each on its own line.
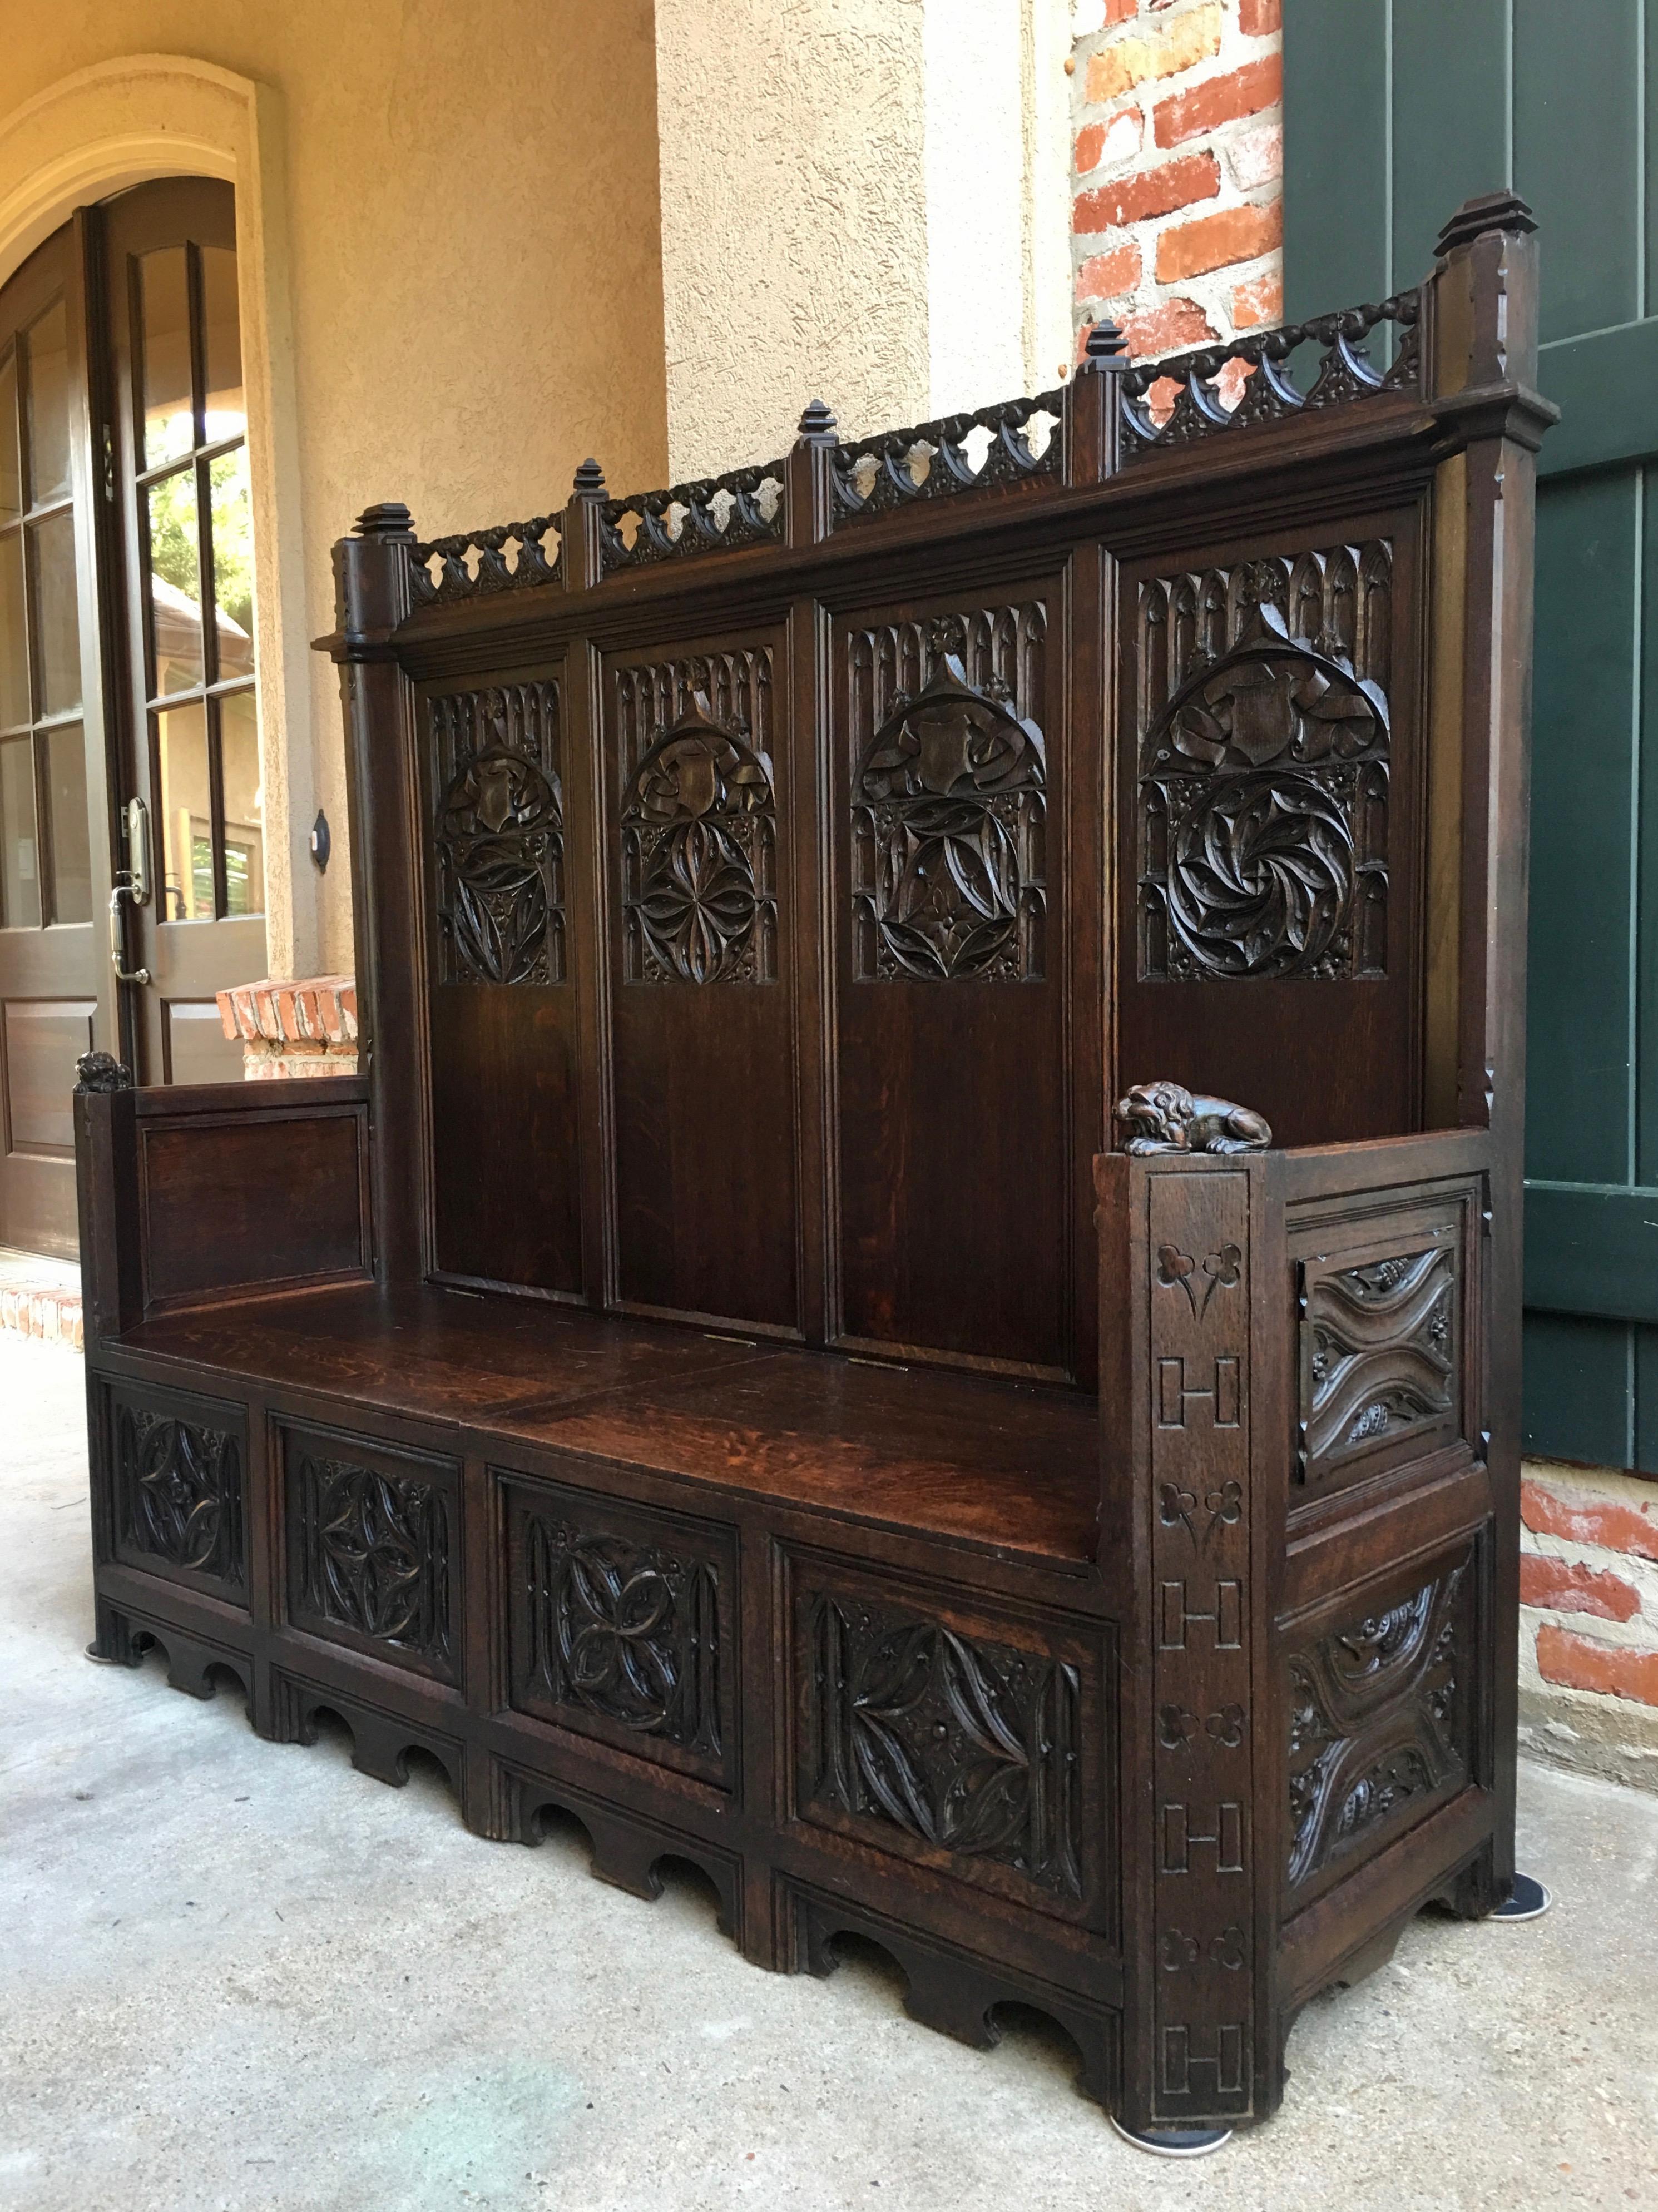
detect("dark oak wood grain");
top-left (73, 196), bottom-right (1547, 2141)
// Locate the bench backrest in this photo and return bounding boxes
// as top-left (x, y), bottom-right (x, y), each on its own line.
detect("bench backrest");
top-left (324, 192), bottom-right (1545, 1392)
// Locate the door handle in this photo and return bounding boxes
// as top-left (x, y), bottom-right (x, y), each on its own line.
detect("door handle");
top-left (109, 882), bottom-right (150, 986)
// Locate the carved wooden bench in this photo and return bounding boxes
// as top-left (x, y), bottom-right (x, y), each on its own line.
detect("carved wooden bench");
top-left (75, 191), bottom-right (1551, 2151)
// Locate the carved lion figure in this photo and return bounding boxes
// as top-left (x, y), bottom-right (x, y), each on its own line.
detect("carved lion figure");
top-left (1114, 1079), bottom-right (1271, 1156)
top-left (74, 1050), bottom-right (134, 1095)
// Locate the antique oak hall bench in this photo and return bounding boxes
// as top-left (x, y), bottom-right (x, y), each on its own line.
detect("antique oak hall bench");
top-left (75, 194), bottom-right (1549, 2152)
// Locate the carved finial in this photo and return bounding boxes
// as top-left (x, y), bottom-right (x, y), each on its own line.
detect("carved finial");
top-left (571, 457), bottom-right (607, 499)
top-left (354, 501), bottom-right (415, 539)
top-left (1115, 1081), bottom-right (1271, 1156)
top-left (1083, 320), bottom-right (1130, 366)
top-left (75, 1050), bottom-right (133, 1096)
top-left (797, 398), bottom-right (838, 439)
top-left (1435, 191), bottom-right (1537, 259)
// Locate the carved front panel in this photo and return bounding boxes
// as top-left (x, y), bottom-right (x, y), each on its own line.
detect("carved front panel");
top-left (794, 1565), bottom-right (1096, 1916)
top-left (1145, 1168), bottom-right (1254, 2122)
top-left (615, 651), bottom-right (777, 985)
top-left (111, 1391), bottom-right (246, 1596)
top-left (850, 608), bottom-right (1047, 981)
top-left (1293, 1199), bottom-right (1472, 1497)
top-left (505, 1478), bottom-right (735, 1787)
top-left (286, 1436), bottom-right (458, 1682)
top-left (1285, 1555), bottom-right (1472, 1902)
top-left (429, 681), bottom-right (565, 986)
top-left (1136, 544), bottom-right (1392, 983)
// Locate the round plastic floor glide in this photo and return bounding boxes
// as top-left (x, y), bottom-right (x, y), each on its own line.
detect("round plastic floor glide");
top-left (1492, 1872), bottom-right (1553, 1921)
top-left (1110, 2119), bottom-right (1234, 2158)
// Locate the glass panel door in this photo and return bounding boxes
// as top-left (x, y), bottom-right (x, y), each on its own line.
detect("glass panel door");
top-left (0, 224), bottom-right (108, 1258)
top-left (103, 179), bottom-right (266, 1084)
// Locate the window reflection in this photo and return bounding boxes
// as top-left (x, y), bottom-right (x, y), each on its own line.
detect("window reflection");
top-left (201, 247), bottom-right (244, 441)
top-left (0, 530), bottom-right (25, 730)
top-left (32, 507), bottom-right (80, 716)
top-left (44, 720), bottom-right (90, 924)
top-left (0, 350), bottom-right (18, 523)
top-left (156, 698), bottom-right (210, 920)
top-left (0, 734), bottom-right (39, 926)
top-left (219, 690), bottom-right (263, 916)
top-left (209, 445), bottom-right (254, 678)
top-left (147, 469), bottom-right (202, 694)
top-left (24, 300), bottom-right (71, 508)
top-left (138, 248), bottom-right (192, 470)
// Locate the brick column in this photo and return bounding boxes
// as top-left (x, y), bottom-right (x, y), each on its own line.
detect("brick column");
top-left (217, 975), bottom-right (359, 1080)
top-left (1070, 0), bottom-right (1283, 361)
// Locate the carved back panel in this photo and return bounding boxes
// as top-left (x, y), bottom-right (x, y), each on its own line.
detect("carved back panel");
top-left (420, 672), bottom-right (582, 1296)
top-left (1117, 517), bottom-right (1424, 1149)
top-left (603, 637), bottom-right (798, 1332)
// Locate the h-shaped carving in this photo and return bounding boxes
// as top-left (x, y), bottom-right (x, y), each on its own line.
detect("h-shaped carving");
top-left (1161, 2023), bottom-right (1247, 2101)
top-left (1162, 1799), bottom-right (1245, 1875)
top-left (1157, 1352), bottom-right (1241, 1429)
top-left (1159, 1577), bottom-right (1243, 1650)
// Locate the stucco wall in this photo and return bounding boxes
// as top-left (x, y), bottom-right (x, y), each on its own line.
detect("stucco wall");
top-left (0, 6), bottom-right (670, 976)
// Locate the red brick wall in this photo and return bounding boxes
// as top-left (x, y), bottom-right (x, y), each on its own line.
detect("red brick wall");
top-left (1520, 1465), bottom-right (1658, 1789)
top-left (1070, 0), bottom-right (1282, 359)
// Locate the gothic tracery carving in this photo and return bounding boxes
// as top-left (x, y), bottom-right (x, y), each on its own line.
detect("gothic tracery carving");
top-left (805, 1592), bottom-right (1083, 1898)
top-left (620, 689), bottom-right (777, 985)
top-left (850, 614), bottom-right (1048, 982)
top-left (116, 1403), bottom-right (244, 1587)
top-left (431, 683), bottom-right (565, 986)
top-left (1303, 1243), bottom-right (1457, 1481)
top-left (294, 1454), bottom-right (453, 1670)
top-left (1136, 549), bottom-right (1393, 983)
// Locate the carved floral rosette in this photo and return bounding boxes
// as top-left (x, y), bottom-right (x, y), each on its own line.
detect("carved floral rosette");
top-left (620, 691), bottom-right (778, 986)
top-left (852, 652), bottom-right (1047, 982)
top-left (430, 682), bottom-right (566, 986)
top-left (1136, 549), bottom-right (1393, 984)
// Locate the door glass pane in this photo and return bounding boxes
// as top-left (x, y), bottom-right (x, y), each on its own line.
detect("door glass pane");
top-left (0, 349), bottom-right (18, 522)
top-left (0, 735), bottom-right (40, 926)
top-left (31, 508), bottom-right (80, 715)
top-left (156, 698), bottom-right (211, 920)
top-left (138, 247), bottom-right (193, 471)
top-left (146, 467), bottom-right (202, 695)
top-left (208, 445), bottom-right (255, 679)
top-left (219, 690), bottom-right (263, 916)
top-left (0, 529), bottom-right (26, 730)
top-left (44, 720), bottom-right (90, 924)
top-left (24, 299), bottom-right (71, 508)
top-left (201, 246), bottom-right (244, 442)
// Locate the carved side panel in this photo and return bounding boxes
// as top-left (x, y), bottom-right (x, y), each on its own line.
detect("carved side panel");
top-left (1136, 545), bottom-right (1392, 983)
top-left (111, 1391), bottom-right (246, 1596)
top-left (849, 606), bottom-right (1048, 983)
top-left (1285, 1555), bottom-right (1472, 1900)
top-left (794, 1564), bottom-right (1096, 1917)
top-left (286, 1434), bottom-right (458, 1682)
top-left (1293, 1199), bottom-right (1473, 1497)
top-left (1146, 1169), bottom-right (1254, 2122)
top-left (505, 1478), bottom-right (735, 1787)
top-left (430, 681), bottom-right (565, 986)
top-left (614, 651), bottom-right (777, 985)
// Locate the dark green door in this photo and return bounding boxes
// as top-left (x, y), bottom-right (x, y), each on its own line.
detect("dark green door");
top-left (1286, 0), bottom-right (1658, 1469)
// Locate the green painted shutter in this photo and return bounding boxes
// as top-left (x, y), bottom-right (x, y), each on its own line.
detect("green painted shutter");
top-left (1285, 0), bottom-right (1658, 1469)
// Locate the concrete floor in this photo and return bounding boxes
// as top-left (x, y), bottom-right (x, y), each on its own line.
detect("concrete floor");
top-left (3, 1334), bottom-right (1657, 2212)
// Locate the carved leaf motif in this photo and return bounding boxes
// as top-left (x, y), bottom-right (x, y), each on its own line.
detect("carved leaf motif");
top-left (1137, 579), bottom-right (1393, 983)
top-left (854, 653), bottom-right (1047, 983)
top-left (809, 1595), bottom-right (1082, 1898)
top-left (118, 1405), bottom-right (243, 1586)
top-left (298, 1455), bottom-right (452, 1667)
top-left (622, 690), bottom-right (776, 986)
top-left (432, 686), bottom-right (565, 987)
top-left (524, 1517), bottom-right (721, 1757)
top-left (1285, 1565), bottom-right (1464, 1887)
top-left (1303, 1243), bottom-right (1457, 1479)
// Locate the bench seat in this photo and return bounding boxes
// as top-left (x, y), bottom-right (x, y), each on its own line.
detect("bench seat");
top-left (115, 1282), bottom-right (1101, 1566)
